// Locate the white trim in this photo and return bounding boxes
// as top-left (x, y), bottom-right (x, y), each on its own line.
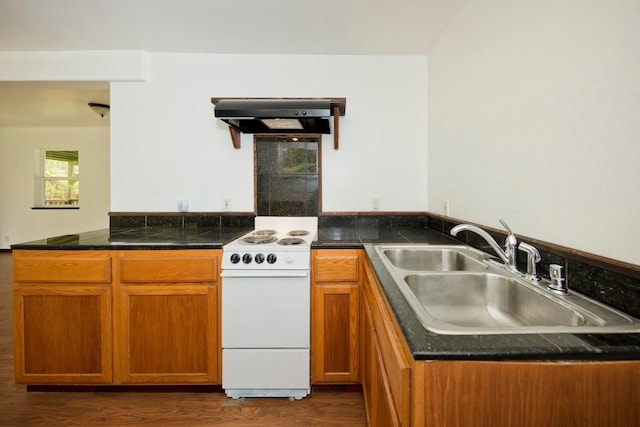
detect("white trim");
top-left (0, 51), bottom-right (148, 82)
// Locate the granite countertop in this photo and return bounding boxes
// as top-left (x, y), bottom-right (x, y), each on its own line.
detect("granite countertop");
top-left (11, 225), bottom-right (640, 361)
top-left (10, 227), bottom-right (253, 250)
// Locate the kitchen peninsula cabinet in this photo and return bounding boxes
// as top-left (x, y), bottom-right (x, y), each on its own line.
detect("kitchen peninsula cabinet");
top-left (311, 249), bottom-right (361, 384)
top-left (115, 250), bottom-right (220, 384)
top-left (411, 359), bottom-right (640, 427)
top-left (13, 250), bottom-right (113, 384)
top-left (362, 253), bottom-right (640, 427)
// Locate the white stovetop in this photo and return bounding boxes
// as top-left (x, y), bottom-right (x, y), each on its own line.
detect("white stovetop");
top-left (254, 216), bottom-right (318, 240)
top-left (221, 217), bottom-right (318, 269)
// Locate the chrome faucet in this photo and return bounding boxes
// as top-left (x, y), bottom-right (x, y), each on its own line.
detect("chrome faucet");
top-left (450, 219), bottom-right (518, 272)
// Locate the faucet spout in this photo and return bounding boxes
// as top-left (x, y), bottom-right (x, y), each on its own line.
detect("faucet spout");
top-left (450, 219), bottom-right (518, 271)
top-left (518, 242), bottom-right (541, 282)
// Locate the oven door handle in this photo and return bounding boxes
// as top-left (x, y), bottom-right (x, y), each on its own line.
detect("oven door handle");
top-left (221, 270), bottom-right (309, 278)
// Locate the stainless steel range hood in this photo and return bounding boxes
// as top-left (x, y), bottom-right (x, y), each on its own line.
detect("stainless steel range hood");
top-left (213, 98), bottom-right (344, 134)
top-left (211, 97), bottom-right (346, 149)
top-left (211, 98), bottom-right (347, 149)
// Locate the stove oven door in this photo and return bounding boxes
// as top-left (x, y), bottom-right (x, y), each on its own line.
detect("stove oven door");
top-left (221, 270), bottom-right (311, 398)
top-left (221, 270), bottom-right (310, 348)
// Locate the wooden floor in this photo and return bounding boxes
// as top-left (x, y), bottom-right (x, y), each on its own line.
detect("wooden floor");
top-left (0, 252), bottom-right (367, 426)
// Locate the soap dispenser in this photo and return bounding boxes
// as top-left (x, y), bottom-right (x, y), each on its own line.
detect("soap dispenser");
top-left (548, 264), bottom-right (568, 294)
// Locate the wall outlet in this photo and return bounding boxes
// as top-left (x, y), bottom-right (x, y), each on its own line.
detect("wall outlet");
top-left (443, 199), bottom-right (450, 216)
top-left (372, 198), bottom-right (380, 211)
top-left (3, 235), bottom-right (8, 243)
top-left (224, 199), bottom-right (231, 210)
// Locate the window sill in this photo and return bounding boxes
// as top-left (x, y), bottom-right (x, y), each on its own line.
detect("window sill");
top-left (32, 206), bottom-right (80, 210)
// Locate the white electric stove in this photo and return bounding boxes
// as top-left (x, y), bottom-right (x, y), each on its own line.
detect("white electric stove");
top-left (221, 216), bottom-right (317, 400)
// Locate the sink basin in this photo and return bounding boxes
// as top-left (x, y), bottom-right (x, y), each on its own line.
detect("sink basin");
top-left (380, 246), bottom-right (488, 272)
top-left (405, 273), bottom-right (586, 330)
top-left (375, 244), bottom-right (640, 335)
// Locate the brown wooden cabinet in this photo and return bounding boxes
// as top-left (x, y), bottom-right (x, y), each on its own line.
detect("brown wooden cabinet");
top-left (362, 256), bottom-right (412, 426)
top-left (412, 360), bottom-right (640, 427)
top-left (13, 248), bottom-right (222, 386)
top-left (13, 250), bottom-right (113, 384)
top-left (363, 289), bottom-right (400, 427)
top-left (311, 249), bottom-right (361, 384)
top-left (114, 250), bottom-right (220, 384)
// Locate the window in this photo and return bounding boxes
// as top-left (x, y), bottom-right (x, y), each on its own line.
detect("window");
top-left (34, 150), bottom-right (79, 208)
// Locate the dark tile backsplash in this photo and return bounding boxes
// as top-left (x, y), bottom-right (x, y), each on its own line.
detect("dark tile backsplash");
top-left (220, 215), bottom-right (254, 228)
top-left (109, 213), bottom-right (254, 229)
top-left (255, 137), bottom-right (319, 217)
top-left (146, 215), bottom-right (183, 228)
top-left (318, 214), bottom-right (428, 229)
top-left (567, 259), bottom-right (640, 318)
top-left (109, 215), bottom-right (146, 228)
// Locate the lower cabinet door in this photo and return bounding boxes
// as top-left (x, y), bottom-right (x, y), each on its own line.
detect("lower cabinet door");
top-left (114, 284), bottom-right (219, 384)
top-left (374, 343), bottom-right (402, 427)
top-left (14, 285), bottom-right (113, 384)
top-left (362, 293), bottom-right (400, 427)
top-left (311, 283), bottom-right (360, 383)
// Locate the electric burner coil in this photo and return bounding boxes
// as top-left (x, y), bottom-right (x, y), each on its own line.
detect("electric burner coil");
top-left (277, 237), bottom-right (306, 245)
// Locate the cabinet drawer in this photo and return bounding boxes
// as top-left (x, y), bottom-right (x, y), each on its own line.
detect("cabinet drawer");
top-left (119, 250), bottom-right (219, 283)
top-left (13, 250), bottom-right (112, 284)
top-left (313, 250), bottom-right (360, 282)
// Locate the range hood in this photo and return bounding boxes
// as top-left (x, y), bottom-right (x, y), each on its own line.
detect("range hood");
top-left (212, 97), bottom-right (346, 149)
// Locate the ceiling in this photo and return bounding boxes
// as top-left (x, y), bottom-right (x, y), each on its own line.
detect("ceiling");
top-left (0, 0), bottom-right (465, 127)
top-left (0, 0), bottom-right (464, 55)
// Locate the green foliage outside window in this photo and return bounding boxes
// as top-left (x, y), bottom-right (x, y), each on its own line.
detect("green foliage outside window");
top-left (43, 150), bottom-right (79, 206)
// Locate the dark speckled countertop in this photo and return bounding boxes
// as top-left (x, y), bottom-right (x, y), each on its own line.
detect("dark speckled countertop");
top-left (11, 227), bottom-right (252, 250)
top-left (11, 224), bottom-right (640, 361)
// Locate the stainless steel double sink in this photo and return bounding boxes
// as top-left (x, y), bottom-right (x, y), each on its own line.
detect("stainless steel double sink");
top-left (375, 245), bottom-right (640, 335)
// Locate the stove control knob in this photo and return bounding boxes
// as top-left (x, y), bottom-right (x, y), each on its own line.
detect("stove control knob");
top-left (230, 253), bottom-right (241, 264)
top-left (242, 253), bottom-right (253, 264)
top-left (267, 253), bottom-right (277, 264)
top-left (255, 253), bottom-right (265, 264)
top-left (285, 255), bottom-right (294, 264)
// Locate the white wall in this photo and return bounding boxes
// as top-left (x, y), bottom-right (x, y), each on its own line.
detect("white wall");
top-left (0, 127), bottom-right (110, 248)
top-left (0, 50), bottom-right (147, 82)
top-left (110, 54), bottom-right (428, 213)
top-left (428, 0), bottom-right (640, 265)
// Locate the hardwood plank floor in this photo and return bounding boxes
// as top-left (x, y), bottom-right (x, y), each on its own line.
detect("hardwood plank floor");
top-left (0, 252), bottom-right (367, 426)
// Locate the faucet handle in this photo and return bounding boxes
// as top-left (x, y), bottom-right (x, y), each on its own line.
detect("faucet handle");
top-left (499, 219), bottom-right (517, 244)
top-left (499, 219), bottom-right (518, 267)
top-left (497, 219), bottom-right (518, 272)
top-left (499, 219), bottom-right (512, 234)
